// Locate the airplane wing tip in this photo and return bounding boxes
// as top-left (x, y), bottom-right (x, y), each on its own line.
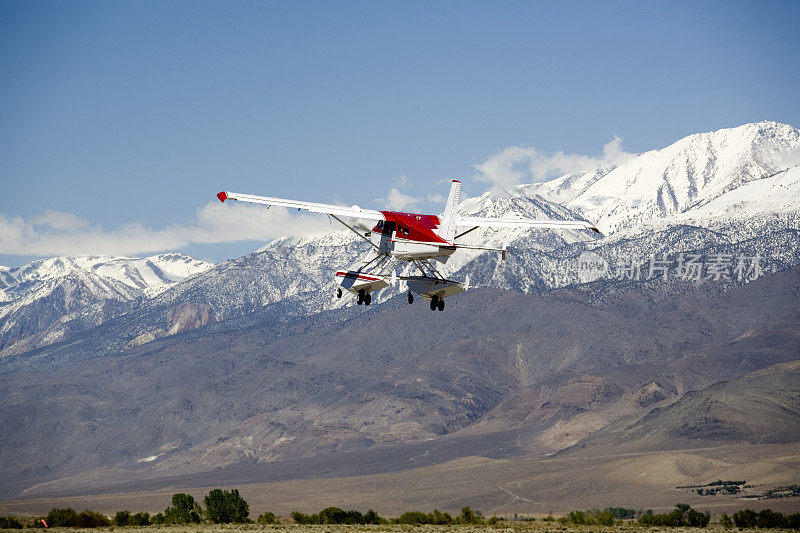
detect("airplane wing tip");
top-left (217, 191), bottom-right (228, 203)
top-left (590, 226), bottom-right (601, 233)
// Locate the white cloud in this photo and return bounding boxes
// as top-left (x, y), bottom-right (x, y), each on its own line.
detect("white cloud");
top-left (0, 201), bottom-right (326, 258)
top-left (474, 135), bottom-right (630, 188)
top-left (427, 193), bottom-right (446, 204)
top-left (376, 187), bottom-right (421, 211)
top-left (375, 174), bottom-right (424, 211)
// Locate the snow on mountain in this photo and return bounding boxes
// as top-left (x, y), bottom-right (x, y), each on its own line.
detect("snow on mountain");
top-left (525, 121), bottom-right (800, 233)
top-left (3, 121), bottom-right (800, 358)
top-left (0, 254), bottom-right (213, 356)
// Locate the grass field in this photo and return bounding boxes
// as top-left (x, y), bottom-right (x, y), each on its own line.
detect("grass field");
top-left (1, 525), bottom-right (798, 533)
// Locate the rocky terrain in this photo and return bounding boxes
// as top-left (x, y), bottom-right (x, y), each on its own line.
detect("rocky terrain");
top-left (1, 121), bottom-right (799, 508)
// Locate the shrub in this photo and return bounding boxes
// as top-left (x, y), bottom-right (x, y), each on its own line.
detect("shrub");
top-left (719, 512), bottom-right (733, 528)
top-left (113, 510), bottom-right (131, 526)
top-left (164, 492), bottom-right (202, 523)
top-left (687, 508), bottom-right (711, 527)
top-left (204, 488), bottom-right (250, 523)
top-left (757, 509), bottom-right (787, 528)
top-left (45, 508), bottom-right (78, 527)
top-left (130, 512), bottom-right (151, 526)
top-left (396, 511), bottom-right (431, 524)
top-left (76, 509), bottom-right (111, 528)
top-left (733, 509), bottom-right (758, 528)
top-left (567, 509), bottom-right (615, 526)
top-left (151, 512), bottom-right (166, 524)
top-left (258, 511), bottom-right (278, 524)
top-left (0, 516), bottom-right (23, 529)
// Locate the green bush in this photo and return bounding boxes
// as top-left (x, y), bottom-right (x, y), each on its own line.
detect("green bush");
top-left (131, 511), bottom-right (151, 526)
top-left (164, 492), bottom-right (202, 523)
top-left (0, 516), bottom-right (23, 529)
top-left (257, 511), bottom-right (278, 524)
top-left (567, 509), bottom-right (616, 526)
top-left (204, 488), bottom-right (250, 523)
top-left (687, 508), bottom-right (711, 527)
top-left (151, 512), bottom-right (166, 524)
top-left (733, 509), bottom-right (758, 528)
top-left (292, 507), bottom-right (384, 525)
top-left (45, 508), bottom-right (78, 527)
top-left (113, 510), bottom-right (131, 526)
top-left (719, 512), bottom-right (733, 528)
top-left (76, 509), bottom-right (111, 528)
top-left (395, 511), bottom-right (432, 525)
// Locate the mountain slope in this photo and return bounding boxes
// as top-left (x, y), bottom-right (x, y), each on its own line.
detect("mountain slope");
top-left (0, 254), bottom-right (212, 356)
top-left (3, 266), bottom-right (800, 499)
top-left (565, 359), bottom-right (800, 454)
top-left (526, 121), bottom-right (800, 233)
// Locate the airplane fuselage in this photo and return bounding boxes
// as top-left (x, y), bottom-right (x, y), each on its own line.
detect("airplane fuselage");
top-left (370, 211), bottom-right (456, 261)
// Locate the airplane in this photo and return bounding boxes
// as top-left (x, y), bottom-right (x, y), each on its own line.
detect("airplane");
top-left (217, 180), bottom-right (599, 311)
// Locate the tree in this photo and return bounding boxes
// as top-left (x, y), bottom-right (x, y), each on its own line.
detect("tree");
top-left (719, 513), bottom-right (733, 528)
top-left (687, 508), bottom-right (711, 527)
top-left (204, 488), bottom-right (250, 523)
top-left (113, 510), bottom-right (131, 526)
top-left (45, 508), bottom-right (78, 527)
top-left (164, 492), bottom-right (202, 523)
top-left (76, 510), bottom-right (111, 528)
top-left (733, 509), bottom-right (758, 528)
top-left (257, 511), bottom-right (278, 524)
top-left (0, 516), bottom-right (23, 529)
top-left (131, 512), bottom-right (151, 526)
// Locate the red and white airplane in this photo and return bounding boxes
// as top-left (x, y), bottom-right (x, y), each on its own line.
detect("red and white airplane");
top-left (217, 180), bottom-right (599, 311)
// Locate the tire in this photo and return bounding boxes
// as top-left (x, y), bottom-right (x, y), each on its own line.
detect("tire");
top-left (357, 293), bottom-right (363, 305)
top-left (430, 298), bottom-right (437, 311)
top-left (336, 288), bottom-right (342, 298)
top-left (364, 293), bottom-right (372, 305)
top-left (407, 292), bottom-right (413, 305)
top-left (437, 299), bottom-right (444, 311)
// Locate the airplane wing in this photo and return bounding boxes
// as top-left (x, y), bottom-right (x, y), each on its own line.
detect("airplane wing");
top-left (217, 191), bottom-right (385, 220)
top-left (456, 215), bottom-right (601, 233)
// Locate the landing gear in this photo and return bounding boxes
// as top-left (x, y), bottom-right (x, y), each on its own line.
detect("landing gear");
top-left (437, 299), bottom-right (444, 311)
top-left (336, 287), bottom-right (342, 298)
top-left (356, 289), bottom-right (372, 306)
top-left (407, 291), bottom-right (413, 305)
top-left (429, 294), bottom-right (445, 311)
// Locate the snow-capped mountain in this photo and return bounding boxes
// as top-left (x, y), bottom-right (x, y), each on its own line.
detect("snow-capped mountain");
top-left (0, 254), bottom-right (213, 356)
top-left (525, 121), bottom-right (800, 233)
top-left (3, 121), bottom-right (800, 358)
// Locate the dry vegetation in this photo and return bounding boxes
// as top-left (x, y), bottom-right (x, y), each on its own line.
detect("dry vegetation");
top-left (2, 525), bottom-right (798, 533)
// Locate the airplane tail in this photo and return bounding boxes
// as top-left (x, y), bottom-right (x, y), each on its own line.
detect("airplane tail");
top-left (439, 179), bottom-right (461, 242)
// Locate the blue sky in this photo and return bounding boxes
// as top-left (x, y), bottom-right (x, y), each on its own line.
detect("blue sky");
top-left (1, 0), bottom-right (799, 266)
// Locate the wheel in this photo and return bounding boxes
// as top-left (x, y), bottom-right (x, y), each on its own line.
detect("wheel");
top-left (429, 296), bottom-right (437, 311)
top-left (356, 292), bottom-right (363, 305)
top-left (364, 293), bottom-right (372, 305)
top-left (407, 291), bottom-right (413, 305)
top-left (336, 288), bottom-right (342, 298)
top-left (437, 299), bottom-right (444, 311)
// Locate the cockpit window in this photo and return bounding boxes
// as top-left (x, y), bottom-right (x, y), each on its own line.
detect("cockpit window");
top-left (381, 221), bottom-right (395, 236)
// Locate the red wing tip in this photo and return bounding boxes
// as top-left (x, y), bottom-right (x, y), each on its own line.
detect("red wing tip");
top-left (452, 179), bottom-right (461, 183)
top-left (217, 191), bottom-right (228, 203)
top-left (590, 226), bottom-right (601, 233)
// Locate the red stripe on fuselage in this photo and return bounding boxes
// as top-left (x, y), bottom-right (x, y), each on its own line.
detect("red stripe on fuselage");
top-left (377, 211), bottom-right (451, 245)
top-left (335, 271), bottom-right (382, 282)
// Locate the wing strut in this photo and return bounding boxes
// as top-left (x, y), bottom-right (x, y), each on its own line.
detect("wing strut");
top-left (454, 226), bottom-right (480, 240)
top-left (330, 215), bottom-right (382, 252)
